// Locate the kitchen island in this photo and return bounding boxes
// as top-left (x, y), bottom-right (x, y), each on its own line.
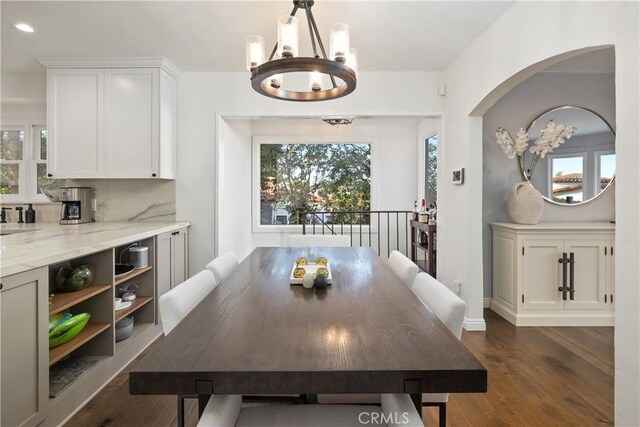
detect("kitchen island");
top-left (0, 221), bottom-right (189, 427)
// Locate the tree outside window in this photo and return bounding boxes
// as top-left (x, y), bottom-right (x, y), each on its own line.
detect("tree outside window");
top-left (259, 143), bottom-right (371, 225)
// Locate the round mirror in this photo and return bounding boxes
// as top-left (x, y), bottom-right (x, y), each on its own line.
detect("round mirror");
top-left (523, 106), bottom-right (615, 205)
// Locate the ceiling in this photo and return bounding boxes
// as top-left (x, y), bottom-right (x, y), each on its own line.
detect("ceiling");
top-left (1, 1), bottom-right (513, 74)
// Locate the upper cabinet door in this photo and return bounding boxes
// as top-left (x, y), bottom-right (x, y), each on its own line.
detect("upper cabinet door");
top-left (104, 69), bottom-right (159, 178)
top-left (48, 69), bottom-right (104, 178)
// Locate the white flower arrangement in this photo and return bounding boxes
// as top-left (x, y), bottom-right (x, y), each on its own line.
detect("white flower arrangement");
top-left (495, 120), bottom-right (575, 178)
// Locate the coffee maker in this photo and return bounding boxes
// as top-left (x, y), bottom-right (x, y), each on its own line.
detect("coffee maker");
top-left (59, 187), bottom-right (95, 225)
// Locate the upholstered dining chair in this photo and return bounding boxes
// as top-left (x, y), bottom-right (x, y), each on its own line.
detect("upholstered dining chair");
top-left (158, 269), bottom-right (218, 427)
top-left (286, 234), bottom-right (350, 247)
top-left (206, 251), bottom-right (240, 283)
top-left (411, 272), bottom-right (466, 427)
top-left (196, 393), bottom-right (424, 427)
top-left (387, 250), bottom-right (419, 288)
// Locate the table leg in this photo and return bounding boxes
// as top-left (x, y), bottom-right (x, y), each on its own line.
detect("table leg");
top-left (198, 394), bottom-right (210, 418)
top-left (304, 393), bottom-right (318, 404)
top-left (409, 392), bottom-right (422, 415)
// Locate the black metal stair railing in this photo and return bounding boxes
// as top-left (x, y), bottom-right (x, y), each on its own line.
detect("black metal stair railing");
top-left (296, 210), bottom-right (413, 259)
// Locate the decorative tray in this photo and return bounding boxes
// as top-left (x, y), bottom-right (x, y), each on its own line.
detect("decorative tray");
top-left (290, 263), bottom-right (332, 285)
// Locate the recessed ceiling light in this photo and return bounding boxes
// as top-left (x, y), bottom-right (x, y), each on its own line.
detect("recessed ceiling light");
top-left (13, 23), bottom-right (35, 33)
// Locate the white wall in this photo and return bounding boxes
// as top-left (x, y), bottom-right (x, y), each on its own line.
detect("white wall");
top-left (482, 71), bottom-right (616, 298)
top-left (177, 71), bottom-right (445, 273)
top-left (217, 119), bottom-right (253, 259)
top-left (1, 73), bottom-right (46, 120)
top-left (442, 2), bottom-right (639, 424)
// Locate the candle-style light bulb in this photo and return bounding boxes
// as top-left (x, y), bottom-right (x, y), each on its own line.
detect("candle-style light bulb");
top-left (330, 23), bottom-right (350, 63)
top-left (278, 16), bottom-right (299, 58)
top-left (245, 36), bottom-right (265, 71)
top-left (310, 71), bottom-right (322, 92)
top-left (270, 74), bottom-right (283, 89)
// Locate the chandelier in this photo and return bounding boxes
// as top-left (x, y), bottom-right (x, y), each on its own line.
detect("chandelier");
top-left (245, 0), bottom-right (357, 102)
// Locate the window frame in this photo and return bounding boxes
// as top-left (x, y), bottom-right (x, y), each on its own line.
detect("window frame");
top-left (1, 120), bottom-right (52, 204)
top-left (251, 135), bottom-right (379, 234)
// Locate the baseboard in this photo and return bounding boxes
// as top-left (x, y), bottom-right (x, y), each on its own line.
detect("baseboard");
top-left (483, 298), bottom-right (492, 308)
top-left (463, 317), bottom-right (486, 331)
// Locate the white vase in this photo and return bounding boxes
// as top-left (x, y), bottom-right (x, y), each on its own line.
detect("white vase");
top-left (506, 182), bottom-right (544, 225)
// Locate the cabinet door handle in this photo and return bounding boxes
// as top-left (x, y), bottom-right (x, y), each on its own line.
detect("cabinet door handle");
top-left (611, 293), bottom-right (614, 304)
top-left (152, 173), bottom-right (157, 177)
top-left (47, 173), bottom-right (53, 177)
top-left (569, 252), bottom-right (575, 301)
top-left (0, 282), bottom-right (3, 291)
top-left (558, 252), bottom-right (569, 300)
top-left (605, 294), bottom-right (607, 303)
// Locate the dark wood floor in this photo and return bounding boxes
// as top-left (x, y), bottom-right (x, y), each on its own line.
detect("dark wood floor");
top-left (67, 309), bottom-right (613, 427)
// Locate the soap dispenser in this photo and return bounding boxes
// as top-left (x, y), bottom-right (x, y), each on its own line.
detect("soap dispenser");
top-left (25, 204), bottom-right (36, 223)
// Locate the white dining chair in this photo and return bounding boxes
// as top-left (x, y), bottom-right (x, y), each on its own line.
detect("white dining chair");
top-left (387, 250), bottom-right (419, 288)
top-left (196, 393), bottom-right (423, 427)
top-left (158, 269), bottom-right (218, 427)
top-left (206, 251), bottom-right (239, 283)
top-left (411, 272), bottom-right (466, 427)
top-left (286, 234), bottom-right (350, 247)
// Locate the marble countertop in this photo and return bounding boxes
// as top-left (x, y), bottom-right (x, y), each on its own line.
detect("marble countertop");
top-left (1, 221), bottom-right (190, 277)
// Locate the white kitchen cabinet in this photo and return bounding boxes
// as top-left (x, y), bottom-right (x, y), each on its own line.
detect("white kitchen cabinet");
top-left (47, 69), bottom-right (104, 178)
top-left (1, 268), bottom-right (48, 427)
top-left (42, 58), bottom-right (178, 179)
top-left (156, 226), bottom-right (189, 298)
top-left (491, 222), bottom-right (614, 326)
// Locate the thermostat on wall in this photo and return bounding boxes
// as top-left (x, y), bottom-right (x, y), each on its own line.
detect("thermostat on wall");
top-left (452, 168), bottom-right (465, 185)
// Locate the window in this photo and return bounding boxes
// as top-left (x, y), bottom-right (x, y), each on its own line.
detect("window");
top-left (597, 152), bottom-right (616, 193)
top-left (425, 134), bottom-right (437, 207)
top-left (549, 154), bottom-right (585, 203)
top-left (0, 122), bottom-right (62, 202)
top-left (254, 138), bottom-right (372, 229)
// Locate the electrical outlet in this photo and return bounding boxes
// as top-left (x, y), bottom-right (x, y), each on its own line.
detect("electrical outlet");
top-left (454, 280), bottom-right (462, 295)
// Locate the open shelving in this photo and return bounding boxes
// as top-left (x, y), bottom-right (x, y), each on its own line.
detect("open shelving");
top-left (410, 220), bottom-right (437, 277)
top-left (49, 284), bottom-right (112, 315)
top-left (113, 237), bottom-right (156, 350)
top-left (49, 322), bottom-right (111, 366)
top-left (114, 266), bottom-right (153, 286)
top-left (115, 296), bottom-right (153, 322)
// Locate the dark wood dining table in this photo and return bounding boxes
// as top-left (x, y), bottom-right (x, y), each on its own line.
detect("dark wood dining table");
top-left (130, 247), bottom-right (486, 414)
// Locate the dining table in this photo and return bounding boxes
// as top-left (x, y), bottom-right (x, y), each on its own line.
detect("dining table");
top-left (129, 246), bottom-right (487, 416)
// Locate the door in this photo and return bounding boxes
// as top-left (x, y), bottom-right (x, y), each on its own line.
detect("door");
top-left (1, 268), bottom-right (48, 427)
top-left (47, 69), bottom-right (104, 178)
top-left (172, 228), bottom-right (188, 285)
top-left (104, 68), bottom-right (158, 178)
top-left (563, 239), bottom-right (608, 310)
top-left (522, 239), bottom-right (564, 310)
top-left (156, 231), bottom-right (172, 298)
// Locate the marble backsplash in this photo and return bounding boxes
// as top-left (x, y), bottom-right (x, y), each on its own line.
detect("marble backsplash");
top-left (2, 179), bottom-right (176, 223)
top-left (1, 203), bottom-right (61, 223)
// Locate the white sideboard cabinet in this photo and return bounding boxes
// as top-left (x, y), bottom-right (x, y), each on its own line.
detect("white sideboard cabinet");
top-left (41, 58), bottom-right (178, 179)
top-left (490, 222), bottom-right (615, 326)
